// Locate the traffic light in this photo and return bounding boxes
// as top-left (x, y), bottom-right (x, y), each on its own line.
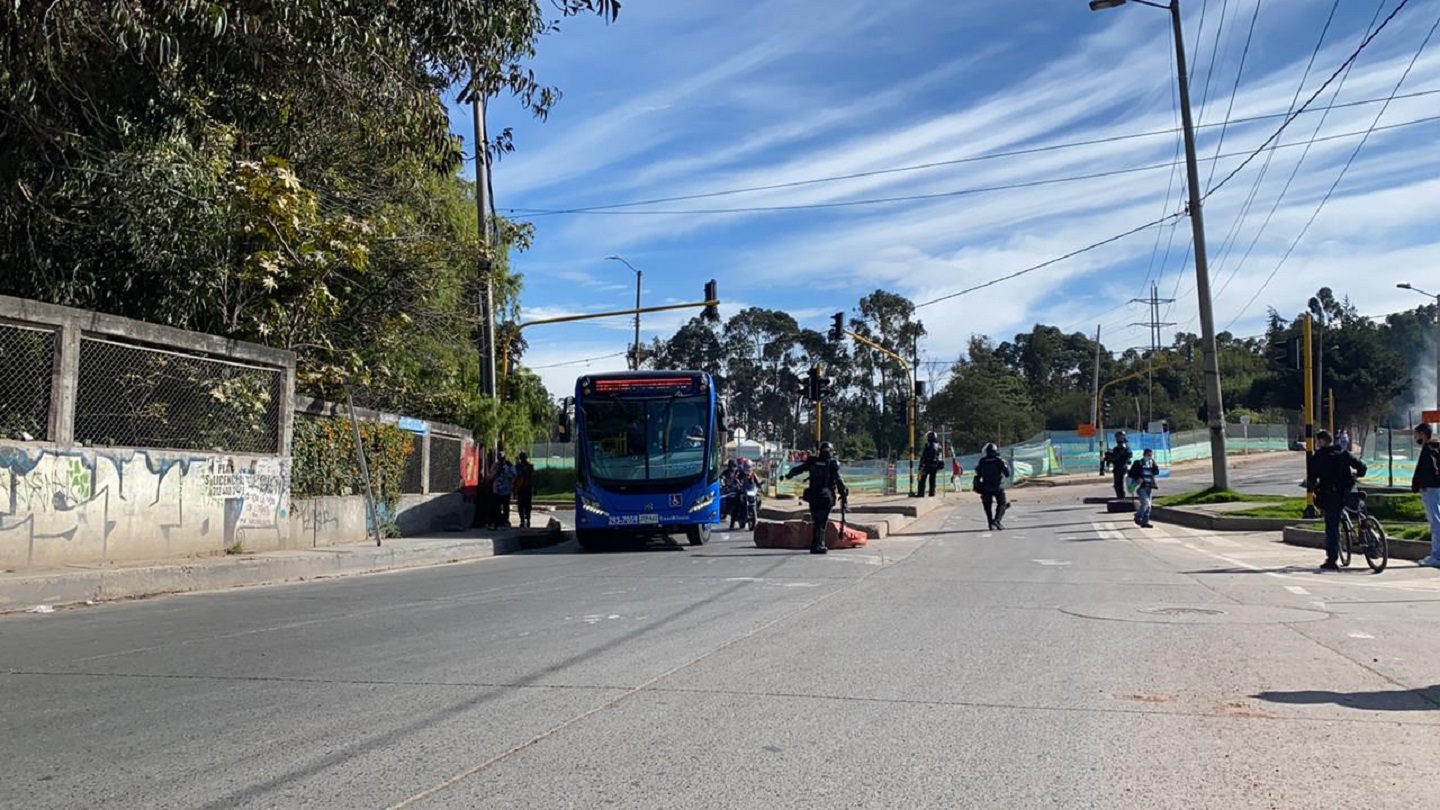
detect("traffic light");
top-left (914, 380), bottom-right (927, 398)
top-left (828, 312), bottom-right (844, 342)
top-left (816, 367), bottom-right (834, 399)
top-left (702, 280), bottom-right (719, 323)
top-left (805, 365), bottom-right (821, 400)
top-left (896, 396), bottom-right (910, 426)
top-left (1268, 336), bottom-right (1300, 369)
top-left (1102, 399), bottom-right (1113, 422)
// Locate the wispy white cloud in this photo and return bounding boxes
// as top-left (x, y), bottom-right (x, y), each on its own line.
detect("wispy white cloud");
top-left (472, 0), bottom-right (1440, 395)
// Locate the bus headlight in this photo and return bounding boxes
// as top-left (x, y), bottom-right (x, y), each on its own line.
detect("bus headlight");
top-left (580, 496), bottom-right (607, 517)
top-left (689, 492), bottom-right (716, 513)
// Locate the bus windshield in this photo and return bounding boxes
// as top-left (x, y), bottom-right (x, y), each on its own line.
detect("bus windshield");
top-left (582, 394), bottom-right (710, 483)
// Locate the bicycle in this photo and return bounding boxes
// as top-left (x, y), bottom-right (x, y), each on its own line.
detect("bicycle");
top-left (1339, 490), bottom-right (1388, 573)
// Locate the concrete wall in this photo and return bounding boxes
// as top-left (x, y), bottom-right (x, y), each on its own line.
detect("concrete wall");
top-left (289, 492), bottom-right (473, 548)
top-left (0, 443), bottom-right (291, 567)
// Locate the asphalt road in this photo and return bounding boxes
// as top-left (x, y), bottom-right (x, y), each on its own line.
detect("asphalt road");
top-left (5, 464), bottom-right (1440, 809)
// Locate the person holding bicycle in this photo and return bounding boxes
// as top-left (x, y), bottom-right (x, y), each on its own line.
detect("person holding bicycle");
top-left (1306, 429), bottom-right (1367, 571)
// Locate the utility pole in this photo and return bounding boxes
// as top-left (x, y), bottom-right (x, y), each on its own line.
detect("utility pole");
top-left (1090, 326), bottom-right (1102, 451)
top-left (1131, 283), bottom-right (1175, 428)
top-left (472, 94), bottom-right (497, 405)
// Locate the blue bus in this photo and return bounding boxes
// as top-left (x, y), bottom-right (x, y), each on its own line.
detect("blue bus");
top-left (563, 371), bottom-right (724, 551)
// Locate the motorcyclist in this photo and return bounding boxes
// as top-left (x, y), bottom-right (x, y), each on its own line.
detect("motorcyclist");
top-left (730, 458), bottom-right (762, 530)
top-left (917, 431), bottom-right (944, 497)
top-left (720, 459), bottom-right (740, 523)
top-left (975, 443), bottom-right (1011, 531)
top-left (784, 442), bottom-right (849, 555)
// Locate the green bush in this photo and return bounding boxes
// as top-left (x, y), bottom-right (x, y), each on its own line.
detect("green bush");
top-left (532, 467), bottom-right (575, 498)
top-left (292, 415), bottom-right (413, 516)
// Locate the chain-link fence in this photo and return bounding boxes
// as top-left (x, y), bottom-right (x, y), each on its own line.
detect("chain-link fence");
top-left (400, 432), bottom-right (426, 494)
top-left (524, 441), bottom-right (575, 469)
top-left (73, 337), bottom-right (284, 453)
top-left (429, 434), bottom-right (463, 494)
top-left (0, 321), bottom-right (56, 441)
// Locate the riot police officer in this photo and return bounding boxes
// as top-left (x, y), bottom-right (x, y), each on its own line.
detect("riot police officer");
top-left (784, 442), bottom-right (849, 555)
top-left (918, 431), bottom-right (943, 497)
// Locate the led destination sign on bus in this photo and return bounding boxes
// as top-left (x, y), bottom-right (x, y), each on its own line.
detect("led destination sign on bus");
top-left (590, 376), bottom-right (700, 396)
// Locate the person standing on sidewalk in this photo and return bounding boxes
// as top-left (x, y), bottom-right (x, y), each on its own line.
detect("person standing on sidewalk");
top-left (1109, 431), bottom-right (1133, 500)
top-left (513, 452), bottom-right (536, 529)
top-left (1306, 429), bottom-right (1367, 571)
top-left (975, 443), bottom-right (1011, 531)
top-left (1127, 448), bottom-right (1161, 529)
top-left (490, 452), bottom-right (516, 530)
top-left (917, 432), bottom-right (943, 497)
top-left (784, 442), bottom-right (849, 555)
top-left (1412, 423), bottom-right (1440, 568)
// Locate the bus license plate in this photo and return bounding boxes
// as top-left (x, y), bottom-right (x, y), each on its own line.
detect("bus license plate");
top-left (610, 514), bottom-right (661, 526)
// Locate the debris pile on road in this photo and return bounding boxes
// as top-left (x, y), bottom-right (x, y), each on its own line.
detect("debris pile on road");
top-left (752, 520), bottom-right (868, 550)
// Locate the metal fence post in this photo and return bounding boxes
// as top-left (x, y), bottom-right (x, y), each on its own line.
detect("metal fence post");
top-left (421, 433), bottom-right (432, 495)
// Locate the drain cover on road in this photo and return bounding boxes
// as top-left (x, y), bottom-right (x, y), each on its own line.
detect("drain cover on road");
top-left (1139, 606), bottom-right (1226, 617)
top-left (1059, 603), bottom-right (1328, 625)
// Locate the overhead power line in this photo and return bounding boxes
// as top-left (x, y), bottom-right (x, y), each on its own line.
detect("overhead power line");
top-left (528, 351), bottom-right (628, 370)
top-left (1225, 7), bottom-right (1440, 331)
top-left (912, 214), bottom-right (1182, 311)
top-left (1203, 0), bottom-right (1415, 200)
top-left (501, 88), bottom-right (1440, 217)
top-left (510, 113), bottom-right (1440, 217)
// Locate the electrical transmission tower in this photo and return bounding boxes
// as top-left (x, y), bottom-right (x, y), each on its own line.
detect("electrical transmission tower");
top-left (1131, 283), bottom-right (1176, 429)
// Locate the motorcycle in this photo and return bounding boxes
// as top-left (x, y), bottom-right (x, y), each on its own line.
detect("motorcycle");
top-left (731, 480), bottom-right (760, 531)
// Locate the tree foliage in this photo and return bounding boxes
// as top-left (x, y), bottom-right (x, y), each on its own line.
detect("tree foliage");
top-left (1, 0), bottom-right (619, 436)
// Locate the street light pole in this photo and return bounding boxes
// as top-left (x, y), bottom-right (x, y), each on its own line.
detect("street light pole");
top-left (1090, 0), bottom-right (1229, 489)
top-left (1398, 283), bottom-right (1440, 413)
top-left (607, 256), bottom-right (643, 370)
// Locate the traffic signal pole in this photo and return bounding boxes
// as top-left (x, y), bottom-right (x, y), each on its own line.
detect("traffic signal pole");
top-left (843, 329), bottom-right (916, 496)
top-left (498, 289), bottom-right (720, 395)
top-left (1303, 314), bottom-right (1317, 518)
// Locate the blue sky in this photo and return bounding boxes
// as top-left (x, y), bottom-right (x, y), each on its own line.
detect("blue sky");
top-left (449, 0), bottom-right (1440, 397)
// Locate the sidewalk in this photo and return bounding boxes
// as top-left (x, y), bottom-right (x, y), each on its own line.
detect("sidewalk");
top-left (0, 526), bottom-right (568, 615)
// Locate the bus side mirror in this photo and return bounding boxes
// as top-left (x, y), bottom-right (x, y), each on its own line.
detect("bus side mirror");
top-left (717, 402), bottom-right (732, 435)
top-left (555, 397), bottom-right (573, 443)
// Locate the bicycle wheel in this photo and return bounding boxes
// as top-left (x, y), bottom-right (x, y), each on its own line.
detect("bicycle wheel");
top-left (1338, 516), bottom-right (1353, 567)
top-left (1361, 516), bottom-right (1388, 573)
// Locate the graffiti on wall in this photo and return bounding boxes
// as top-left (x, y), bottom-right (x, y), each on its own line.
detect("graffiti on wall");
top-left (0, 444), bottom-right (291, 567)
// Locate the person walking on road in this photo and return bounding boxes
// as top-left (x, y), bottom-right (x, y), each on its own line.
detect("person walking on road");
top-left (784, 442), bottom-right (849, 555)
top-left (513, 452), bottom-right (536, 529)
top-left (1412, 423), bottom-right (1440, 568)
top-left (1108, 431), bottom-right (1133, 500)
top-left (975, 443), bottom-right (1011, 531)
top-left (1306, 429), bottom-right (1367, 571)
top-left (1127, 448), bottom-right (1161, 529)
top-left (917, 431), bottom-right (943, 497)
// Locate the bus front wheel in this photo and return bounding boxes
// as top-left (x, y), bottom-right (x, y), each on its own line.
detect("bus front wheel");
top-left (685, 524), bottom-right (711, 547)
top-left (576, 530), bottom-right (607, 553)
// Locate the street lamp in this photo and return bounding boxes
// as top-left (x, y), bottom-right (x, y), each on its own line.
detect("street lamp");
top-left (1397, 282), bottom-right (1440, 414)
top-left (606, 255), bottom-right (643, 370)
top-left (1090, 0), bottom-right (1230, 489)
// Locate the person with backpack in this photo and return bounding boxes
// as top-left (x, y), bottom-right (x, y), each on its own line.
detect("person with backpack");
top-left (513, 452), bottom-right (536, 529)
top-left (1126, 448), bottom-right (1161, 529)
top-left (917, 431), bottom-right (944, 497)
top-left (1412, 422), bottom-right (1440, 568)
top-left (974, 443), bottom-right (1011, 531)
top-left (784, 442), bottom-right (849, 555)
top-left (1306, 429), bottom-right (1367, 571)
top-left (490, 452), bottom-right (516, 530)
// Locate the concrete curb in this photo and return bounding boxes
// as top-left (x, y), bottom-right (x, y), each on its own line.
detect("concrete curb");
top-left (1282, 525), bottom-right (1429, 562)
top-left (1150, 506), bottom-right (1321, 533)
top-left (0, 536), bottom-right (514, 614)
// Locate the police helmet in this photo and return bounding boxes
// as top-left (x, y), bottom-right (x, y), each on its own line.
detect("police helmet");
top-left (983, 442), bottom-right (999, 456)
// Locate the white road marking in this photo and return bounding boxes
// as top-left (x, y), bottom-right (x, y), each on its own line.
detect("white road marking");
top-left (1348, 631), bottom-right (1375, 639)
top-left (1033, 559), bottom-right (1073, 566)
top-left (1285, 585), bottom-right (1310, 596)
